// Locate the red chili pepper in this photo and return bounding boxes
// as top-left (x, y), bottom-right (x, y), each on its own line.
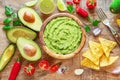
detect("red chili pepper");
top-left (86, 0), bottom-right (96, 9)
top-left (76, 6), bottom-right (88, 17)
top-left (38, 60), bottom-right (50, 70)
top-left (66, 1), bottom-right (73, 5)
top-left (24, 64), bottom-right (35, 76)
top-left (49, 62), bottom-right (61, 73)
top-left (8, 58), bottom-right (21, 80)
top-left (73, 0), bottom-right (81, 4)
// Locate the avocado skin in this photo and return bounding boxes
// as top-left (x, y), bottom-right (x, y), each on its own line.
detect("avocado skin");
top-left (110, 0), bottom-right (120, 14)
top-left (0, 44), bottom-right (15, 71)
top-left (17, 37), bottom-right (42, 61)
top-left (7, 27), bottom-right (37, 43)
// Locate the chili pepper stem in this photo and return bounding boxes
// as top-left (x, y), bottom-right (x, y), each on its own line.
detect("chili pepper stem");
top-left (91, 0), bottom-right (94, 4)
top-left (87, 15), bottom-right (92, 23)
top-left (17, 57), bottom-right (20, 62)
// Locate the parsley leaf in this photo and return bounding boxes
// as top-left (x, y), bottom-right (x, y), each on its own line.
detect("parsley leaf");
top-left (67, 5), bottom-right (75, 13)
top-left (13, 19), bottom-right (21, 26)
top-left (5, 6), bottom-right (14, 16)
top-left (85, 25), bottom-right (91, 32)
top-left (92, 19), bottom-right (101, 26)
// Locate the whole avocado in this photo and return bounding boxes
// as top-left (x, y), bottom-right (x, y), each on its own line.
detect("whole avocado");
top-left (110, 0), bottom-right (120, 14)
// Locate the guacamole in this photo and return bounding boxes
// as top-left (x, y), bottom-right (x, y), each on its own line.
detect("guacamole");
top-left (44, 17), bottom-right (82, 55)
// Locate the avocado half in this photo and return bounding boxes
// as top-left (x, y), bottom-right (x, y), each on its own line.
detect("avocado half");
top-left (7, 27), bottom-right (37, 43)
top-left (18, 7), bottom-right (42, 31)
top-left (17, 37), bottom-right (42, 61)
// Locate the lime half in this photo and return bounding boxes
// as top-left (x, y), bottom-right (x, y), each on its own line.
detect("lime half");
top-left (39, 0), bottom-right (55, 14)
top-left (25, 0), bottom-right (38, 7)
top-left (57, 0), bottom-right (67, 11)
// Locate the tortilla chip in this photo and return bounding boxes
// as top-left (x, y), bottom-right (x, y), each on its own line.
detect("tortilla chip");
top-left (82, 50), bottom-right (99, 65)
top-left (117, 19), bottom-right (120, 27)
top-left (100, 54), bottom-right (119, 67)
top-left (89, 41), bottom-right (103, 59)
top-left (99, 37), bottom-right (117, 57)
top-left (81, 58), bottom-right (100, 70)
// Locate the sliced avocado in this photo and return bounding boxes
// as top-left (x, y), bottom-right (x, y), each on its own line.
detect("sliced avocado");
top-left (7, 27), bottom-right (37, 43)
top-left (18, 7), bottom-right (42, 31)
top-left (17, 37), bottom-right (41, 61)
top-left (0, 44), bottom-right (15, 71)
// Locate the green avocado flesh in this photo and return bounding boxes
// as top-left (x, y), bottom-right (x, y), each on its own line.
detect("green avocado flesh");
top-left (0, 44), bottom-right (15, 71)
top-left (18, 7), bottom-right (42, 31)
top-left (17, 37), bottom-right (41, 61)
top-left (7, 27), bottom-right (37, 43)
top-left (44, 17), bottom-right (82, 55)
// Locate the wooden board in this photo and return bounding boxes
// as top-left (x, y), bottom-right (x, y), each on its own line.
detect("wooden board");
top-left (0, 0), bottom-right (120, 80)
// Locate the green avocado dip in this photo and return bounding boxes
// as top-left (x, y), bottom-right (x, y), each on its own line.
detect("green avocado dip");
top-left (44, 17), bottom-right (82, 55)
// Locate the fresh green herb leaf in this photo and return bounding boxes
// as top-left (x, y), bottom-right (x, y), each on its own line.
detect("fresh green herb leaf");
top-left (5, 6), bottom-right (14, 16)
top-left (12, 13), bottom-right (18, 20)
top-left (85, 25), bottom-right (90, 32)
top-left (92, 19), bottom-right (101, 26)
top-left (67, 5), bottom-right (75, 13)
top-left (3, 18), bottom-right (12, 24)
top-left (87, 16), bottom-right (92, 23)
top-left (13, 19), bottom-right (21, 26)
top-left (3, 25), bottom-right (12, 30)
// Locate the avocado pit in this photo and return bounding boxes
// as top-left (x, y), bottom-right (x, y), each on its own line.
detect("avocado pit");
top-left (23, 11), bottom-right (35, 23)
top-left (23, 44), bottom-right (36, 57)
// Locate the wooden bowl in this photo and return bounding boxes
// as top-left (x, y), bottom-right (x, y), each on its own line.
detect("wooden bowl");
top-left (39, 13), bottom-right (86, 59)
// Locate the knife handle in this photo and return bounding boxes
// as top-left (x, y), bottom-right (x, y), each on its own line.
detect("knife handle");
top-left (107, 25), bottom-right (120, 46)
top-left (113, 32), bottom-right (120, 46)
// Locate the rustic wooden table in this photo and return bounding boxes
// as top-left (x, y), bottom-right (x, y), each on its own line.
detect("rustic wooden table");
top-left (0, 0), bottom-right (120, 80)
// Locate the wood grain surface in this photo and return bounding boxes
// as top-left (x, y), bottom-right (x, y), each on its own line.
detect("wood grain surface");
top-left (0, 0), bottom-right (120, 80)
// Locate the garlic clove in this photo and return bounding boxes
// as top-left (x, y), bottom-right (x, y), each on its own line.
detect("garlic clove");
top-left (74, 69), bottom-right (84, 75)
top-left (92, 27), bottom-right (102, 36)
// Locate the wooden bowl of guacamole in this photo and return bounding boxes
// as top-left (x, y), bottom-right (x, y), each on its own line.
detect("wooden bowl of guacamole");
top-left (39, 13), bottom-right (86, 59)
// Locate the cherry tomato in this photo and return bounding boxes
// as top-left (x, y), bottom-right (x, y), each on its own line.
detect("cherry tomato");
top-left (24, 64), bottom-right (35, 76)
top-left (73, 0), bottom-right (81, 4)
top-left (49, 64), bottom-right (60, 73)
top-left (66, 1), bottom-right (73, 5)
top-left (38, 60), bottom-right (50, 70)
top-left (86, 0), bottom-right (96, 9)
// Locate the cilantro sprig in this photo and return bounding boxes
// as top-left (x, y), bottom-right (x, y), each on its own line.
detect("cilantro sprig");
top-left (67, 5), bottom-right (75, 13)
top-left (3, 6), bottom-right (22, 30)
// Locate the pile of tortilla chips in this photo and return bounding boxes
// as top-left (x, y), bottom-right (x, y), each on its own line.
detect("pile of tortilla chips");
top-left (81, 37), bottom-right (119, 70)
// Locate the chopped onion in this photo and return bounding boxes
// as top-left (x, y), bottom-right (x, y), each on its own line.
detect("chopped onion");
top-left (92, 28), bottom-right (102, 36)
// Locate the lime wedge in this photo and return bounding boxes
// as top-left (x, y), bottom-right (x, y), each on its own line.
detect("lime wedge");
top-left (39, 0), bottom-right (55, 14)
top-left (25, 0), bottom-right (38, 7)
top-left (57, 0), bottom-right (67, 11)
